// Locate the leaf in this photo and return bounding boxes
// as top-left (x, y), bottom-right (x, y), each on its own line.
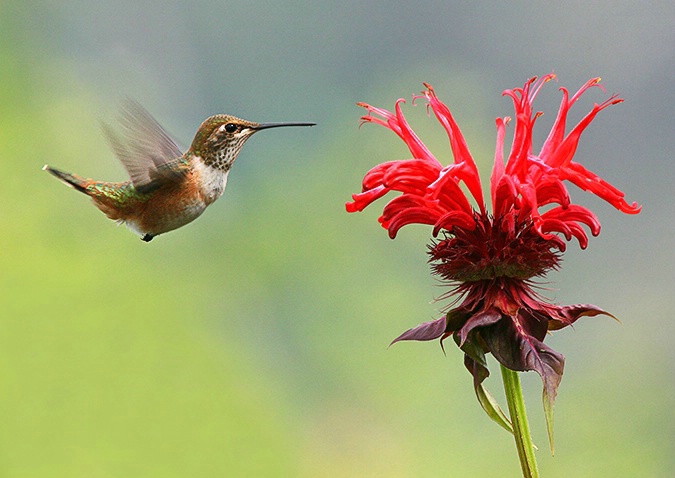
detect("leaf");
top-left (390, 309), bottom-right (470, 346)
top-left (476, 381), bottom-right (514, 434)
top-left (445, 308), bottom-right (471, 333)
top-left (482, 316), bottom-right (565, 453)
top-left (390, 316), bottom-right (447, 345)
top-left (461, 340), bottom-right (513, 434)
top-left (548, 303), bottom-right (619, 330)
top-left (458, 308), bottom-right (502, 346)
top-left (456, 331), bottom-right (488, 373)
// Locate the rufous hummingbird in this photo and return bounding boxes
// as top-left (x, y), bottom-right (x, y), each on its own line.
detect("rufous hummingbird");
top-left (44, 100), bottom-right (315, 241)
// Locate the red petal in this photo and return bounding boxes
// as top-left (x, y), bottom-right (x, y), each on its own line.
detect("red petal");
top-left (562, 162), bottom-right (641, 214)
top-left (491, 117), bottom-right (509, 208)
top-left (424, 83), bottom-right (485, 212)
top-left (346, 185), bottom-right (389, 213)
top-left (432, 210), bottom-right (477, 236)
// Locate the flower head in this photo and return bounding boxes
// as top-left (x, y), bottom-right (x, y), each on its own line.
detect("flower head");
top-left (347, 74), bottom-right (640, 445)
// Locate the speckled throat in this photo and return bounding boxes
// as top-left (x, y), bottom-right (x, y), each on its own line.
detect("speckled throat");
top-left (202, 134), bottom-right (249, 171)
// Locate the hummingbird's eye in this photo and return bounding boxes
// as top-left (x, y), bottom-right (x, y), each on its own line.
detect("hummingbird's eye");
top-left (224, 123), bottom-right (238, 133)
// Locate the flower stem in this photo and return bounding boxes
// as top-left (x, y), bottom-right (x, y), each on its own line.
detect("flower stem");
top-left (500, 364), bottom-right (540, 478)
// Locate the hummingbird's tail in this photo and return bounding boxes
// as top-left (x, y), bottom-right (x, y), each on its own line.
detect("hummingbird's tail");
top-left (43, 165), bottom-right (90, 194)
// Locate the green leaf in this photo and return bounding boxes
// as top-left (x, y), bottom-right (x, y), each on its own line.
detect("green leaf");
top-left (475, 382), bottom-right (514, 434)
top-left (457, 336), bottom-right (513, 435)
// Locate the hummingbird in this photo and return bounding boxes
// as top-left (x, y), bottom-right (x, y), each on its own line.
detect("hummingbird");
top-left (44, 100), bottom-right (315, 242)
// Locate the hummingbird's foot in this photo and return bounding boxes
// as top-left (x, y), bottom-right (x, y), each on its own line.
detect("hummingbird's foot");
top-left (141, 234), bottom-right (155, 242)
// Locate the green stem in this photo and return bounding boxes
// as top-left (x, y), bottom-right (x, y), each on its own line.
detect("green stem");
top-left (500, 364), bottom-right (540, 478)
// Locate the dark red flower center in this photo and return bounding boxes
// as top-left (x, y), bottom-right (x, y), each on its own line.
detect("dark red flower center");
top-left (429, 214), bottom-right (561, 283)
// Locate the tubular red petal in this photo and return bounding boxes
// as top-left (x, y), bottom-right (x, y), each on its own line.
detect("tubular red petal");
top-left (423, 83), bottom-right (485, 212)
top-left (360, 160), bottom-right (404, 189)
top-left (537, 217), bottom-right (574, 241)
top-left (561, 162), bottom-right (641, 214)
top-left (491, 117), bottom-right (509, 208)
top-left (568, 77), bottom-right (604, 105)
top-left (533, 177), bottom-right (570, 209)
top-left (432, 210), bottom-right (478, 236)
top-left (384, 207), bottom-right (441, 238)
top-left (381, 195), bottom-right (444, 229)
top-left (529, 73), bottom-right (557, 100)
top-left (539, 204), bottom-right (602, 248)
top-left (383, 159), bottom-right (444, 194)
top-left (538, 87), bottom-right (570, 161)
top-left (540, 218), bottom-right (588, 248)
top-left (359, 101), bottom-right (441, 167)
top-left (492, 175), bottom-right (519, 218)
top-left (393, 99), bottom-right (441, 165)
top-left (428, 167), bottom-right (474, 214)
top-left (544, 99), bottom-right (614, 169)
top-left (346, 185), bottom-right (389, 212)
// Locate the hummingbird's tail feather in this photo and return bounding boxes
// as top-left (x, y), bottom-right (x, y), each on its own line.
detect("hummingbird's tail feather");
top-left (43, 165), bottom-right (90, 195)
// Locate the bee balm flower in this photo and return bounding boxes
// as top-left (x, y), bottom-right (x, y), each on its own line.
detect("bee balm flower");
top-left (346, 74), bottom-right (640, 441)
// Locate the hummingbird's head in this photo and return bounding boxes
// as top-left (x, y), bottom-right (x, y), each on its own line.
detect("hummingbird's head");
top-left (190, 115), bottom-right (315, 171)
top-left (190, 115), bottom-right (260, 171)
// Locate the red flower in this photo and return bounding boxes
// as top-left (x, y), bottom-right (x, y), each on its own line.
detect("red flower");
top-left (347, 75), bottom-right (640, 443)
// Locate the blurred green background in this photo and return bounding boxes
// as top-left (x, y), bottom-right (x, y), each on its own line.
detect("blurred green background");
top-left (1, 1), bottom-right (673, 477)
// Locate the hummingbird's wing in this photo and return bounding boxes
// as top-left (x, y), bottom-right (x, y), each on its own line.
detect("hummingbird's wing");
top-left (102, 99), bottom-right (189, 194)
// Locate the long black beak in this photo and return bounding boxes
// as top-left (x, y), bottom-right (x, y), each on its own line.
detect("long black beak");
top-left (254, 122), bottom-right (316, 130)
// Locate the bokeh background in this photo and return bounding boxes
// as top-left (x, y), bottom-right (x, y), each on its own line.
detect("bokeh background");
top-left (1, 2), bottom-right (673, 477)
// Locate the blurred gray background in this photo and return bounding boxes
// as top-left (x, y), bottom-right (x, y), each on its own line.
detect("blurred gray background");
top-left (1, 1), bottom-right (673, 477)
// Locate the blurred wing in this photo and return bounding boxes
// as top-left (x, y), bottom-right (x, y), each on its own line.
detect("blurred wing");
top-left (102, 99), bottom-right (188, 193)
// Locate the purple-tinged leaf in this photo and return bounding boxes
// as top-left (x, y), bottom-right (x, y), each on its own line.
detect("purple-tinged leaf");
top-left (390, 309), bottom-right (470, 346)
top-left (445, 308), bottom-right (471, 333)
top-left (548, 303), bottom-right (618, 330)
top-left (519, 308), bottom-right (549, 342)
top-left (458, 308), bottom-right (502, 345)
top-left (462, 346), bottom-right (489, 383)
top-left (390, 316), bottom-right (447, 345)
top-left (482, 316), bottom-right (565, 453)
